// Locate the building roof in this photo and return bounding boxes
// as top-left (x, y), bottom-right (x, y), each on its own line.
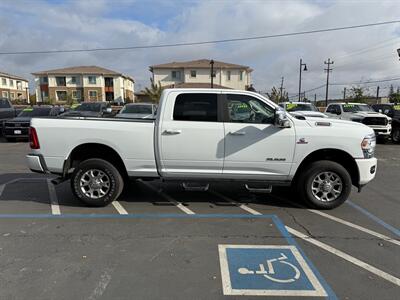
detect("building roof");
top-left (32, 66), bottom-right (134, 82)
top-left (0, 71), bottom-right (28, 82)
top-left (165, 82), bottom-right (232, 89)
top-left (150, 59), bottom-right (252, 71)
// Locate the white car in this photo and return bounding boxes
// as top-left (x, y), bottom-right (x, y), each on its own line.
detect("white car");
top-left (279, 102), bottom-right (327, 118)
top-left (27, 89), bottom-right (377, 209)
top-left (325, 103), bottom-right (391, 140)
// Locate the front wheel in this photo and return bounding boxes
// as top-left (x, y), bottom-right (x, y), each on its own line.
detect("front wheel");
top-left (71, 158), bottom-right (124, 207)
top-left (296, 161), bottom-right (352, 209)
top-left (392, 127), bottom-right (400, 143)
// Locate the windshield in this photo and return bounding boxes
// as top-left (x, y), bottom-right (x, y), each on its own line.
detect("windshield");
top-left (121, 105), bottom-right (153, 114)
top-left (285, 103), bottom-right (319, 112)
top-left (343, 104), bottom-right (373, 113)
top-left (18, 107), bottom-right (51, 117)
top-left (0, 99), bottom-right (11, 108)
top-left (74, 103), bottom-right (102, 112)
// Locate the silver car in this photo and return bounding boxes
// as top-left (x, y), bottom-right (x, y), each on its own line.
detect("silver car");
top-left (116, 103), bottom-right (157, 119)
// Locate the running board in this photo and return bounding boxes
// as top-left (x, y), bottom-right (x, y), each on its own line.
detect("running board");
top-left (182, 182), bottom-right (209, 192)
top-left (245, 184), bottom-right (272, 193)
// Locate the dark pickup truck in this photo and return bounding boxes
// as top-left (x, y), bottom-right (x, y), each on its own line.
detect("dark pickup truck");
top-left (372, 103), bottom-right (400, 143)
top-left (0, 98), bottom-right (17, 134)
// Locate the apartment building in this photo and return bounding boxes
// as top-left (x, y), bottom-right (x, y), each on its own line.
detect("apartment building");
top-left (32, 66), bottom-right (134, 103)
top-left (0, 71), bottom-right (29, 101)
top-left (149, 59), bottom-right (252, 90)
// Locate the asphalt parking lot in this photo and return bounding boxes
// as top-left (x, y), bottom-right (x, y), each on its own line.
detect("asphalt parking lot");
top-left (0, 137), bottom-right (399, 299)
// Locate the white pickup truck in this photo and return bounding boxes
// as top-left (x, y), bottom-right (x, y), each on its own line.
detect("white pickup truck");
top-left (27, 89), bottom-right (377, 209)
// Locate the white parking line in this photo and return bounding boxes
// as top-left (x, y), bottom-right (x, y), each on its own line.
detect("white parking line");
top-left (273, 196), bottom-right (400, 246)
top-left (112, 201), bottom-right (128, 215)
top-left (138, 180), bottom-right (195, 215)
top-left (210, 191), bottom-right (262, 215)
top-left (47, 179), bottom-right (60, 215)
top-left (287, 226), bottom-right (400, 287)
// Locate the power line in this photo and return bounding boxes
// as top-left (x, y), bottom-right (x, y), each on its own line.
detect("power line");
top-left (1, 20), bottom-right (400, 55)
top-left (331, 76), bottom-right (400, 86)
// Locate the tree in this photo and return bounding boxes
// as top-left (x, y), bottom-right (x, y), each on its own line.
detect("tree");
top-left (388, 85), bottom-right (400, 103)
top-left (144, 77), bottom-right (163, 103)
top-left (266, 86), bottom-right (288, 103)
top-left (348, 86), bottom-right (367, 103)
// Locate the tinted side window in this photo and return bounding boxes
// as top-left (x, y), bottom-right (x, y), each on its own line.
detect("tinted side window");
top-left (226, 94), bottom-right (275, 124)
top-left (173, 93), bottom-right (218, 122)
top-left (327, 105), bottom-right (340, 114)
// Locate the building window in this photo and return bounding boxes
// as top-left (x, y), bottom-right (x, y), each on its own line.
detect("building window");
top-left (190, 70), bottom-right (197, 78)
top-left (9, 80), bottom-right (14, 87)
top-left (56, 77), bottom-right (66, 86)
top-left (239, 71), bottom-right (244, 81)
top-left (2, 78), bottom-right (7, 86)
top-left (88, 76), bottom-right (97, 84)
top-left (2, 91), bottom-right (8, 98)
top-left (42, 77), bottom-right (48, 84)
top-left (72, 90), bottom-right (81, 99)
top-left (89, 90), bottom-right (97, 100)
top-left (10, 92), bottom-right (15, 99)
top-left (56, 91), bottom-right (67, 101)
top-left (71, 76), bottom-right (77, 84)
top-left (171, 71), bottom-right (181, 79)
top-left (17, 93), bottom-right (22, 99)
top-left (16, 81), bottom-right (22, 90)
top-left (227, 71), bottom-right (231, 81)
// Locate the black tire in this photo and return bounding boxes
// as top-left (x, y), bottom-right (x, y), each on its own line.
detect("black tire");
top-left (376, 136), bottom-right (388, 144)
top-left (71, 158), bottom-right (124, 207)
top-left (296, 160), bottom-right (352, 209)
top-left (392, 127), bottom-right (400, 144)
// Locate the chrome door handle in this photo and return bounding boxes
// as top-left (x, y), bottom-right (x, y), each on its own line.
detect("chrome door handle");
top-left (163, 129), bottom-right (182, 135)
top-left (228, 131), bottom-right (246, 136)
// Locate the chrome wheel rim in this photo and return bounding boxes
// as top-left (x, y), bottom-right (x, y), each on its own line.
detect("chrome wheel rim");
top-left (80, 169), bottom-right (111, 199)
top-left (311, 171), bottom-right (342, 202)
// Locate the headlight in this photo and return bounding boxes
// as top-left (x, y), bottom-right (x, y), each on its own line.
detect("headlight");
top-left (361, 134), bottom-right (376, 158)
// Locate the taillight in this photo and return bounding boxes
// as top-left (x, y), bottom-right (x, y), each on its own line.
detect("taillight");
top-left (29, 127), bottom-right (40, 149)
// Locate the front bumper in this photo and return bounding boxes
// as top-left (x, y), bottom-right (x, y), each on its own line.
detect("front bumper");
top-left (355, 157), bottom-right (377, 186)
top-left (26, 154), bottom-right (48, 174)
top-left (369, 125), bottom-right (391, 136)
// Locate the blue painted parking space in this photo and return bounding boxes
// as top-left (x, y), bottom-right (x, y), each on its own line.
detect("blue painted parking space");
top-left (219, 244), bottom-right (327, 296)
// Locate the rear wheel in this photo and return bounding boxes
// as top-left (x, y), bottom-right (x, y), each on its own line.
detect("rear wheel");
top-left (296, 160), bottom-right (352, 209)
top-left (392, 127), bottom-right (400, 143)
top-left (71, 158), bottom-right (124, 207)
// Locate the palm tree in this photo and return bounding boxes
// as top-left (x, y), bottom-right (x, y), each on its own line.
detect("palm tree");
top-left (267, 86), bottom-right (288, 103)
top-left (144, 77), bottom-right (163, 103)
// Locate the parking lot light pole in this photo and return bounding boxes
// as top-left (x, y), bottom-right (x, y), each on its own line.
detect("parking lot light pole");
top-left (210, 59), bottom-right (214, 88)
top-left (298, 59), bottom-right (307, 101)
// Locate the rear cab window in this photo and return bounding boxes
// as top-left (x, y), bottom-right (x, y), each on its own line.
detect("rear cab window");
top-left (173, 93), bottom-right (218, 122)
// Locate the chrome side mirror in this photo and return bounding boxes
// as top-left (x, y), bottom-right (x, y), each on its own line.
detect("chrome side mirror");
top-left (274, 108), bottom-right (291, 128)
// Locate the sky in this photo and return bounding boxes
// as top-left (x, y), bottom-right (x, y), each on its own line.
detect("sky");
top-left (0, 0), bottom-right (400, 100)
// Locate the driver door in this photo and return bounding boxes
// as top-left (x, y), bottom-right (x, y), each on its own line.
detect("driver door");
top-left (222, 93), bottom-right (296, 180)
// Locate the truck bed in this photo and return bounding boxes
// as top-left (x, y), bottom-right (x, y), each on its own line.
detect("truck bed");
top-left (30, 117), bottom-right (158, 177)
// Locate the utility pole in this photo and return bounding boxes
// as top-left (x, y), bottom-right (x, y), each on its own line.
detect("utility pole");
top-left (343, 87), bottom-right (346, 101)
top-left (279, 76), bottom-right (284, 102)
top-left (376, 86), bottom-right (380, 103)
top-left (210, 59), bottom-right (214, 88)
top-left (314, 93), bottom-right (317, 103)
top-left (298, 59), bottom-right (307, 101)
top-left (324, 58), bottom-right (334, 106)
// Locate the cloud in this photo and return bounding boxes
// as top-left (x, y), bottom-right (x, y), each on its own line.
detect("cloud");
top-left (0, 0), bottom-right (399, 99)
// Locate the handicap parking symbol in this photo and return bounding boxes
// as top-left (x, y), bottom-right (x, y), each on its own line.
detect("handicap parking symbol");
top-left (218, 245), bottom-right (327, 296)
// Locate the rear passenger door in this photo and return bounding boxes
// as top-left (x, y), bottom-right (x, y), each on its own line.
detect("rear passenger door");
top-left (158, 92), bottom-right (225, 177)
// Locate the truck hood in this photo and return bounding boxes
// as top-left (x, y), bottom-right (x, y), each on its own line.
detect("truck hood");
top-left (304, 116), bottom-right (373, 131)
top-left (347, 111), bottom-right (388, 119)
top-left (289, 111), bottom-right (327, 118)
top-left (7, 117), bottom-right (32, 123)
